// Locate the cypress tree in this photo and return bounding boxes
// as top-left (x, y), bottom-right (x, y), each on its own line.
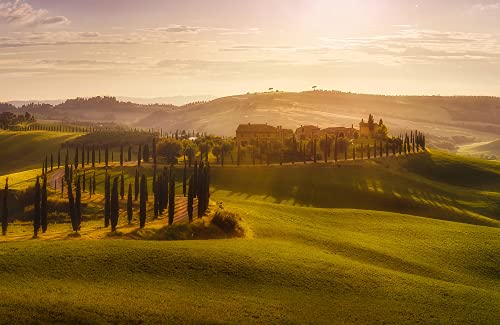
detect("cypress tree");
top-left (379, 140), bottom-right (383, 158)
top-left (334, 135), bottom-right (338, 162)
top-left (344, 143), bottom-right (348, 161)
top-left (134, 168), bottom-right (140, 201)
top-left (374, 140), bottom-right (377, 158)
top-left (105, 145), bottom-right (109, 167)
top-left (386, 141), bottom-right (389, 157)
top-left (67, 177), bottom-right (77, 233)
top-left (93, 171), bottom-right (96, 194)
top-left (193, 162), bottom-right (198, 198)
top-left (104, 172), bottom-right (111, 227)
top-left (87, 145), bottom-right (90, 165)
top-left (41, 175), bottom-right (48, 233)
top-left (367, 144), bottom-right (371, 159)
top-left (324, 134), bottom-right (328, 163)
top-left (81, 144), bottom-right (85, 169)
top-left (61, 176), bottom-right (64, 197)
top-left (92, 144), bottom-right (95, 168)
top-left (187, 176), bottom-right (194, 223)
top-left (139, 174), bottom-right (147, 228)
top-left (143, 144), bottom-right (150, 163)
top-left (50, 153), bottom-right (53, 171)
top-left (120, 144), bottom-right (124, 167)
top-left (183, 163), bottom-right (187, 197)
top-left (137, 144), bottom-right (142, 167)
top-left (45, 156), bottom-right (48, 174)
top-left (154, 175), bottom-right (160, 219)
top-left (111, 177), bottom-right (119, 232)
top-left (128, 145), bottom-right (132, 162)
top-left (112, 151), bottom-right (114, 163)
top-left (74, 146), bottom-right (79, 169)
top-left (33, 177), bottom-right (41, 238)
top-left (127, 183), bottom-right (133, 224)
top-left (57, 149), bottom-right (61, 169)
top-left (98, 147), bottom-right (101, 164)
top-left (120, 171), bottom-right (125, 200)
top-left (1, 178), bottom-right (8, 236)
top-left (83, 170), bottom-right (86, 192)
top-left (75, 175), bottom-right (81, 231)
top-left (168, 173), bottom-right (175, 225)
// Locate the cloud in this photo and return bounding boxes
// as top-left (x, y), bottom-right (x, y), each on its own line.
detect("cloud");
top-left (0, 0), bottom-right (70, 27)
top-left (141, 25), bottom-right (230, 34)
top-left (78, 32), bottom-right (101, 38)
top-left (471, 3), bottom-right (500, 11)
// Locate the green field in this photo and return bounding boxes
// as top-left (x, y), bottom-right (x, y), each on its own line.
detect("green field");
top-left (0, 130), bottom-right (82, 175)
top-left (0, 132), bottom-right (499, 323)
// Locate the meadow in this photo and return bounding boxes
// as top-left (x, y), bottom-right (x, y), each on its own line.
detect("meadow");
top-left (0, 131), bottom-right (499, 323)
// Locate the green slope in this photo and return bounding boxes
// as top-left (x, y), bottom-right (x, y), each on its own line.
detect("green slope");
top-left (210, 151), bottom-right (500, 227)
top-left (0, 130), bottom-right (82, 175)
top-left (0, 199), bottom-right (498, 323)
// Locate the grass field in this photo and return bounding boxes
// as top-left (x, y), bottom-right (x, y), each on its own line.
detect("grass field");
top-left (0, 130), bottom-right (82, 175)
top-left (0, 133), bottom-right (499, 323)
top-left (0, 200), bottom-right (498, 323)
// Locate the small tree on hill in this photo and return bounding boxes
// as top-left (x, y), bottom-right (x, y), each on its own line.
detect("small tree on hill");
top-left (187, 176), bottom-right (194, 222)
top-left (111, 177), bottom-right (119, 232)
top-left (33, 176), bottom-right (41, 238)
top-left (168, 173), bottom-right (175, 225)
top-left (41, 175), bottom-right (48, 233)
top-left (120, 171), bottom-right (125, 200)
top-left (2, 178), bottom-right (8, 236)
top-left (137, 144), bottom-right (142, 167)
top-left (127, 183), bottom-right (133, 224)
top-left (75, 175), bottom-right (81, 231)
top-left (104, 172), bottom-right (111, 227)
top-left (139, 174), bottom-right (147, 228)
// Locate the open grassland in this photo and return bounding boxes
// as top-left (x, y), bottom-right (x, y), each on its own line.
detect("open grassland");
top-left (210, 150), bottom-right (500, 227)
top-left (0, 199), bottom-right (498, 323)
top-left (0, 130), bottom-right (82, 175)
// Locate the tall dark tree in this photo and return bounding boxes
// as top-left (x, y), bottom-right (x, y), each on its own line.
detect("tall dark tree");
top-left (50, 153), bottom-right (53, 171)
top-left (98, 147), bottom-right (101, 164)
top-left (87, 145), bottom-right (90, 165)
top-left (41, 175), bottom-right (48, 233)
top-left (137, 144), bottom-right (142, 167)
top-left (120, 171), bottom-right (125, 200)
top-left (93, 171), bottom-right (96, 194)
top-left (154, 174), bottom-right (160, 219)
top-left (33, 177), bottom-right (41, 238)
top-left (105, 145), bottom-right (109, 167)
top-left (187, 176), bottom-right (194, 222)
top-left (91, 144), bottom-right (95, 168)
top-left (81, 144), bottom-right (85, 169)
top-left (67, 177), bottom-right (77, 233)
top-left (75, 175), bottom-right (81, 231)
top-left (74, 146), bottom-right (79, 170)
top-left (152, 138), bottom-right (157, 165)
top-left (127, 183), bottom-right (133, 224)
top-left (168, 173), bottom-right (175, 225)
top-left (139, 174), bottom-right (147, 228)
top-left (128, 145), bottom-right (132, 162)
top-left (374, 140), bottom-right (377, 158)
top-left (83, 170), bottom-right (86, 192)
top-left (57, 149), bottom-right (61, 169)
top-left (134, 168), bottom-right (140, 201)
top-left (193, 162), bottom-right (198, 196)
top-left (2, 178), bottom-right (8, 236)
top-left (120, 144), bottom-right (124, 167)
top-left (183, 163), bottom-right (187, 197)
top-left (111, 177), bottom-right (119, 232)
top-left (104, 172), bottom-right (111, 227)
top-left (143, 143), bottom-right (150, 163)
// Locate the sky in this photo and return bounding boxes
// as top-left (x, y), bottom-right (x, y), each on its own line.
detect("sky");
top-left (1, 0), bottom-right (500, 101)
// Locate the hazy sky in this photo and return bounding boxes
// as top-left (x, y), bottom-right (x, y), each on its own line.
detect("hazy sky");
top-left (1, 0), bottom-right (500, 100)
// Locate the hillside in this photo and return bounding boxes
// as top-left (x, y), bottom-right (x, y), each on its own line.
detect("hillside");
top-left (0, 202), bottom-right (498, 323)
top-left (0, 130), bottom-right (82, 175)
top-left (458, 139), bottom-right (500, 159)
top-left (136, 91), bottom-right (500, 140)
top-left (4, 92), bottom-right (500, 151)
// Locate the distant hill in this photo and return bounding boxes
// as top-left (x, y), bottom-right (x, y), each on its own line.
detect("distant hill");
top-left (117, 95), bottom-right (216, 106)
top-left (3, 91), bottom-right (500, 150)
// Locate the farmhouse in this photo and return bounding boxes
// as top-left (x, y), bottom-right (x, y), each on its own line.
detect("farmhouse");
top-left (295, 125), bottom-right (321, 141)
top-left (322, 125), bottom-right (357, 138)
top-left (236, 123), bottom-right (293, 146)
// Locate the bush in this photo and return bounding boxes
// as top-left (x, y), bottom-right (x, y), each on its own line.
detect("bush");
top-left (211, 209), bottom-right (242, 235)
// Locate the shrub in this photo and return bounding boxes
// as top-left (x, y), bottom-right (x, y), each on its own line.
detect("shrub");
top-left (211, 209), bottom-right (243, 235)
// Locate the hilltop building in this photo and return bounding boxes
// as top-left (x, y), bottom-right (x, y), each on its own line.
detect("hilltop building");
top-left (236, 123), bottom-right (293, 146)
top-left (295, 125), bottom-right (321, 141)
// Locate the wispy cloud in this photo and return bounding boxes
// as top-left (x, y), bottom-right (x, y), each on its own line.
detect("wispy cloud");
top-left (471, 2), bottom-right (500, 11)
top-left (0, 0), bottom-right (70, 27)
top-left (140, 25), bottom-right (229, 34)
